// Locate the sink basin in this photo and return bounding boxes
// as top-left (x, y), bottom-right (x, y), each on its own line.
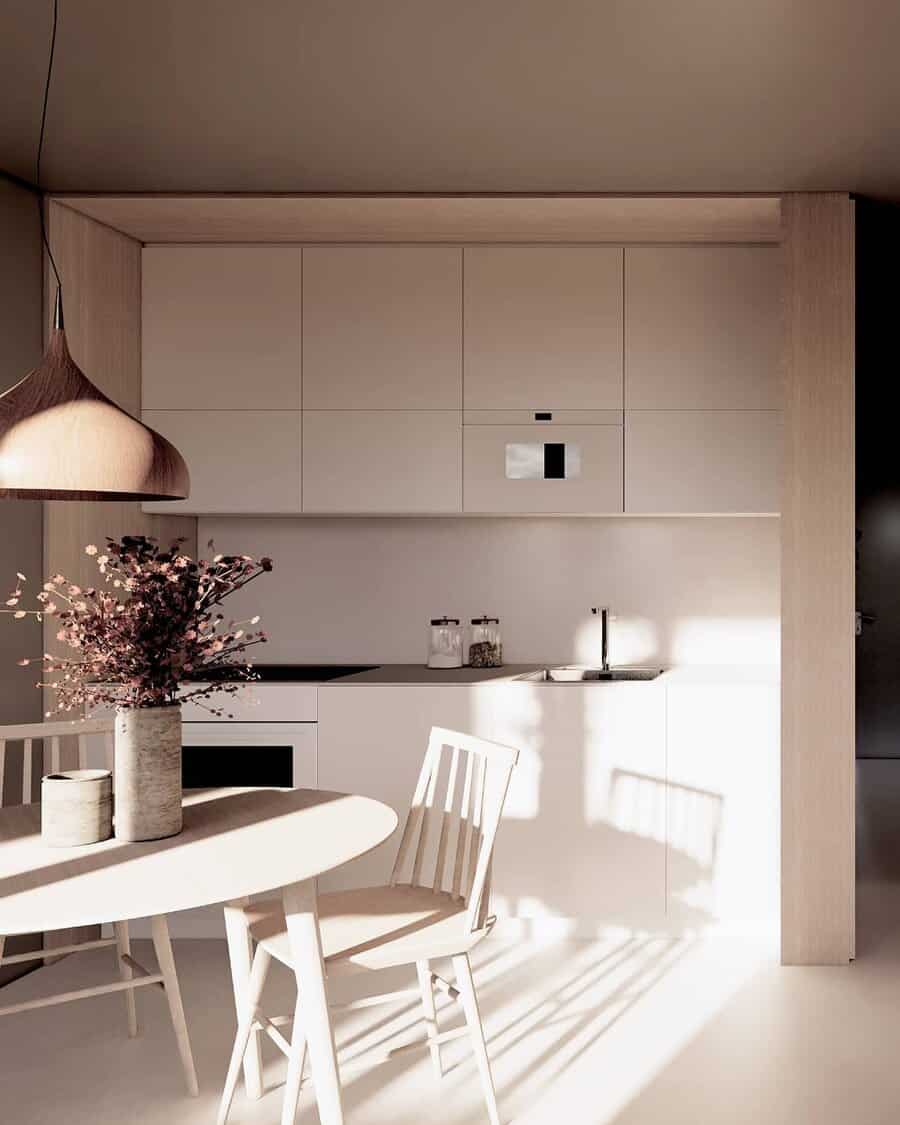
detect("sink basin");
top-left (518, 667), bottom-right (663, 683)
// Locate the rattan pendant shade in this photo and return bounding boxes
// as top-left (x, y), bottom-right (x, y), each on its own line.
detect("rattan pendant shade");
top-left (0, 296), bottom-right (190, 501)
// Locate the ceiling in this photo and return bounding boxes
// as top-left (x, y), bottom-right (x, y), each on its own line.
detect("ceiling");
top-left (2, 0), bottom-right (900, 197)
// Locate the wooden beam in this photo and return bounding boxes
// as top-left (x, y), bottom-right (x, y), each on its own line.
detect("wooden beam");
top-left (49, 194), bottom-right (782, 245)
top-left (781, 192), bottom-right (855, 965)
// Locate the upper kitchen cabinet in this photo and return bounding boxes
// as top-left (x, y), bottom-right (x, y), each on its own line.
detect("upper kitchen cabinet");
top-left (142, 247), bottom-right (301, 409)
top-left (463, 247), bottom-right (623, 410)
top-left (626, 409), bottom-right (781, 514)
top-left (303, 411), bottom-right (461, 514)
top-left (302, 247), bottom-right (462, 410)
top-left (624, 246), bottom-right (781, 410)
top-left (142, 409), bottom-right (301, 514)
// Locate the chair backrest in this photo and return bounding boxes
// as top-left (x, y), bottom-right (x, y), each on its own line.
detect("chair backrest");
top-left (390, 726), bottom-right (519, 932)
top-left (0, 718), bottom-right (114, 808)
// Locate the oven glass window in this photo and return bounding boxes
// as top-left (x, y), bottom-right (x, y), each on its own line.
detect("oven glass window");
top-left (182, 746), bottom-right (293, 789)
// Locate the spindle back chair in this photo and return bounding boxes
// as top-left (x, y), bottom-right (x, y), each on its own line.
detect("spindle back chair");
top-left (0, 719), bottom-right (135, 1042)
top-left (219, 727), bottom-right (519, 1125)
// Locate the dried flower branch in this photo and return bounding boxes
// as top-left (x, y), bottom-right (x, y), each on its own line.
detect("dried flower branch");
top-left (2, 536), bottom-right (273, 716)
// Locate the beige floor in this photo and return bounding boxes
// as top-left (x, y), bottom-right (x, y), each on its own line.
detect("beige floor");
top-left (0, 901), bottom-right (895, 1125)
top-left (3, 760), bottom-right (900, 1125)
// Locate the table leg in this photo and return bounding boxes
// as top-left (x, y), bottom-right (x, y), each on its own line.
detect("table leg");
top-left (151, 915), bottom-right (199, 1096)
top-left (283, 879), bottom-right (344, 1125)
top-left (224, 898), bottom-right (264, 1100)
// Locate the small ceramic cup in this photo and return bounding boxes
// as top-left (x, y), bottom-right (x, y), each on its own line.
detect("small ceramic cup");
top-left (41, 769), bottom-right (113, 847)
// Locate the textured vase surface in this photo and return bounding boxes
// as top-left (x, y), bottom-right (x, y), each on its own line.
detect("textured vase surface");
top-left (114, 704), bottom-right (183, 841)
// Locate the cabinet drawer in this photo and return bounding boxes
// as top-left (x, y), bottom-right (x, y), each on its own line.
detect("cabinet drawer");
top-left (142, 247), bottom-right (301, 410)
top-left (142, 410), bottom-right (301, 514)
top-left (303, 411), bottom-right (461, 513)
top-left (302, 247), bottom-right (462, 410)
top-left (463, 423), bottom-right (623, 514)
top-left (180, 684), bottom-right (318, 722)
top-left (625, 410), bottom-right (782, 514)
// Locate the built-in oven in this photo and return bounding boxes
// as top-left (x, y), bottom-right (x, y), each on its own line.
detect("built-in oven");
top-left (180, 721), bottom-right (317, 790)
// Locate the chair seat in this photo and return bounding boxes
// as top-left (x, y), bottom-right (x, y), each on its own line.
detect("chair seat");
top-left (245, 885), bottom-right (490, 973)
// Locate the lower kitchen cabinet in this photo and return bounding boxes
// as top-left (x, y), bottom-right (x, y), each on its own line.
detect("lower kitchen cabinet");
top-left (302, 410), bottom-right (461, 513)
top-left (142, 409), bottom-right (301, 514)
top-left (317, 681), bottom-right (668, 930)
top-left (665, 679), bottom-right (779, 930)
top-left (463, 419), bottom-right (624, 514)
top-left (625, 409), bottom-right (782, 514)
top-left (317, 675), bottom-right (779, 935)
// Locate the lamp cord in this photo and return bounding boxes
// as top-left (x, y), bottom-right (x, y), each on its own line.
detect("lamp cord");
top-left (37, 0), bottom-right (63, 311)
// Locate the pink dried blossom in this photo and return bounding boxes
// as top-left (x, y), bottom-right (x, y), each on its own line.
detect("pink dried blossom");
top-left (3, 536), bottom-right (272, 715)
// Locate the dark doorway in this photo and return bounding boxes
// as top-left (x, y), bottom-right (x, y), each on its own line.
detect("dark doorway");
top-left (855, 197), bottom-right (900, 951)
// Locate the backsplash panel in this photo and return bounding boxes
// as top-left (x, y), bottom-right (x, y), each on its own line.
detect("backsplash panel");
top-left (198, 517), bottom-right (780, 668)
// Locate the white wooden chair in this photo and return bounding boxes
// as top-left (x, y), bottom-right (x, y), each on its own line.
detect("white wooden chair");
top-left (0, 718), bottom-right (198, 1096)
top-left (218, 726), bottom-right (519, 1125)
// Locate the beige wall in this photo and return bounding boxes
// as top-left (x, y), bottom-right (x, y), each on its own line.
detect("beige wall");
top-left (0, 176), bottom-right (44, 981)
top-left (199, 516), bottom-right (780, 668)
top-left (0, 178), bottom-right (43, 730)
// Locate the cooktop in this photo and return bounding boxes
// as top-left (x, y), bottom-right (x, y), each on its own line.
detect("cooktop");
top-left (186, 664), bottom-right (378, 683)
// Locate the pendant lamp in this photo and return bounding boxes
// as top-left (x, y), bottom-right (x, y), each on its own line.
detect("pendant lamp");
top-left (0, 0), bottom-right (190, 502)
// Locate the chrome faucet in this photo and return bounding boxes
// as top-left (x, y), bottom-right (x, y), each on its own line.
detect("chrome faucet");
top-left (591, 607), bottom-right (611, 672)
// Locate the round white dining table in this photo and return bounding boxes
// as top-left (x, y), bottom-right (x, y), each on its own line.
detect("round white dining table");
top-left (0, 786), bottom-right (399, 1125)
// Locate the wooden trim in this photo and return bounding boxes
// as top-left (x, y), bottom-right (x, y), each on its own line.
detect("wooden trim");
top-left (49, 194), bottom-right (782, 245)
top-left (781, 192), bottom-right (855, 965)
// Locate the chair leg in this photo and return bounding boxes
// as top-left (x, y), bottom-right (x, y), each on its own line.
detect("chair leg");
top-left (280, 988), bottom-right (308, 1125)
top-left (151, 914), bottom-right (199, 1097)
top-left (114, 921), bottom-right (138, 1038)
top-left (416, 960), bottom-right (442, 1080)
top-left (218, 946), bottom-right (272, 1125)
top-left (452, 954), bottom-right (500, 1125)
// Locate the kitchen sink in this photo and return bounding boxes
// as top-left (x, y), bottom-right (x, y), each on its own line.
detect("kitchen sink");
top-left (517, 666), bottom-right (663, 683)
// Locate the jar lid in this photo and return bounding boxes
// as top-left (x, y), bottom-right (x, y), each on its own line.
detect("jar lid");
top-left (471, 616), bottom-right (500, 625)
top-left (431, 617), bottom-right (460, 626)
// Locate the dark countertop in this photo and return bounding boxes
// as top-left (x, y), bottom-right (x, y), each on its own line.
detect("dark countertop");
top-left (185, 663), bottom-right (538, 685)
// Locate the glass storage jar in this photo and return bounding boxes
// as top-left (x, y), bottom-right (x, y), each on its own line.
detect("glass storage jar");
top-left (427, 617), bottom-right (464, 669)
top-left (468, 616), bottom-right (503, 668)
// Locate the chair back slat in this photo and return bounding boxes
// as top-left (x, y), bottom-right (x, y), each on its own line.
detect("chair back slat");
top-left (466, 754), bottom-right (487, 905)
top-left (432, 745), bottom-right (460, 893)
top-left (451, 751), bottom-right (476, 900)
top-left (0, 718), bottom-right (115, 810)
top-left (22, 738), bottom-right (32, 805)
top-left (411, 752), bottom-right (442, 887)
top-left (104, 731), bottom-right (115, 773)
top-left (391, 726), bottom-right (518, 933)
top-left (49, 736), bottom-right (61, 775)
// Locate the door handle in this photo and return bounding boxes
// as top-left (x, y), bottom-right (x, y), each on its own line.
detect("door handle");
top-left (856, 611), bottom-right (877, 636)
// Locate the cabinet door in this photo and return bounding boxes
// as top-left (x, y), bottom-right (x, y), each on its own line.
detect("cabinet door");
top-left (302, 247), bottom-right (462, 409)
top-left (142, 410), bottom-right (301, 514)
top-left (303, 411), bottom-right (461, 513)
top-left (666, 681), bottom-right (780, 929)
top-left (463, 420), bottom-right (623, 513)
top-left (625, 410), bottom-right (781, 514)
top-left (464, 247), bottom-right (623, 410)
top-left (625, 246), bottom-right (781, 410)
top-left (142, 247), bottom-right (301, 410)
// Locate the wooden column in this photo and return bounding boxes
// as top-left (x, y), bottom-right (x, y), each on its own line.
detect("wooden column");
top-left (42, 201), bottom-right (197, 692)
top-left (781, 192), bottom-right (855, 964)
